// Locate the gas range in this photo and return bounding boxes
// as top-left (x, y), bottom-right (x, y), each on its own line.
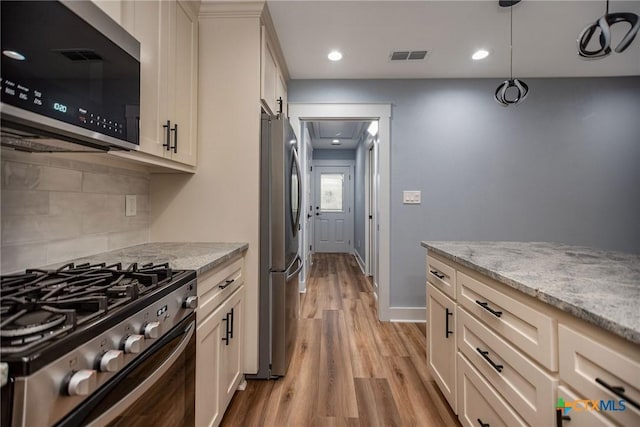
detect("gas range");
top-left (0, 261), bottom-right (198, 426)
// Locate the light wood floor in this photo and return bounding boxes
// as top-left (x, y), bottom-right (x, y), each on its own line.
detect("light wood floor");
top-left (221, 253), bottom-right (459, 426)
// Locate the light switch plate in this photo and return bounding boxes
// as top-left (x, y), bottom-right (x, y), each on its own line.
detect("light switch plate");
top-left (403, 191), bottom-right (421, 204)
top-left (125, 195), bottom-right (137, 217)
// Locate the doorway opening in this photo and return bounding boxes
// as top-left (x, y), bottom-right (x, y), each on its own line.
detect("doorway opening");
top-left (289, 104), bottom-right (391, 321)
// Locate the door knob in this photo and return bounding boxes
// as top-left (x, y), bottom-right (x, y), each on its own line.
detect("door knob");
top-left (316, 213), bottom-right (320, 216)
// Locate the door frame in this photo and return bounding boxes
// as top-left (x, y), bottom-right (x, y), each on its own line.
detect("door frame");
top-left (289, 103), bottom-right (393, 321)
top-left (312, 160), bottom-right (355, 254)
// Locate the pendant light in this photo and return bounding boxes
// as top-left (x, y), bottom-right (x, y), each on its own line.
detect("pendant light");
top-left (495, 1), bottom-right (529, 106)
top-left (578, 0), bottom-right (639, 59)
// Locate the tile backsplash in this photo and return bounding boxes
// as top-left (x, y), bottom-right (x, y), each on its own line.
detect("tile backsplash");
top-left (1, 149), bottom-right (150, 273)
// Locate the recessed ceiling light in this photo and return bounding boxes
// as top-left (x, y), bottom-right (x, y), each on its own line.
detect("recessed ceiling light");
top-left (3, 50), bottom-right (26, 61)
top-left (331, 139), bottom-right (341, 145)
top-left (472, 49), bottom-right (490, 60)
top-left (328, 50), bottom-right (343, 61)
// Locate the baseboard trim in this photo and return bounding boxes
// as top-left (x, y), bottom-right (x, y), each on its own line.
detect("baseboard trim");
top-left (354, 251), bottom-right (366, 275)
top-left (388, 306), bottom-right (426, 322)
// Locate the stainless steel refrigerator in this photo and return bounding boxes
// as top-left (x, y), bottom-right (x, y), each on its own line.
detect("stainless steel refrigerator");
top-left (252, 111), bottom-right (302, 378)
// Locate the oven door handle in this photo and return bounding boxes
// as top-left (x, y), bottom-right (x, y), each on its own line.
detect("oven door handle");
top-left (85, 320), bottom-right (195, 427)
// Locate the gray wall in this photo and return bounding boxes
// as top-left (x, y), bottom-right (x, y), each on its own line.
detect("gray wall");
top-left (289, 77), bottom-right (640, 308)
top-left (1, 150), bottom-right (150, 273)
top-left (354, 137), bottom-right (367, 262)
top-left (313, 148), bottom-right (356, 160)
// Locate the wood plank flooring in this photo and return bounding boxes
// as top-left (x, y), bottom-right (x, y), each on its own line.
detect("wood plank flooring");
top-left (221, 253), bottom-right (459, 427)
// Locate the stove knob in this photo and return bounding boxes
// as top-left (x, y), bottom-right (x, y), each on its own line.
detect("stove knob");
top-left (99, 350), bottom-right (124, 372)
top-left (183, 296), bottom-right (198, 309)
top-left (123, 334), bottom-right (144, 354)
top-left (67, 369), bottom-right (97, 396)
top-left (143, 322), bottom-right (161, 339)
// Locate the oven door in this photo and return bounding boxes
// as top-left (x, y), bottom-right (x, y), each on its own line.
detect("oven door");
top-left (56, 314), bottom-right (195, 427)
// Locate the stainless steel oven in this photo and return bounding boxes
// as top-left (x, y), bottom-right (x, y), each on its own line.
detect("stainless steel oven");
top-left (60, 314), bottom-right (195, 427)
top-left (0, 263), bottom-right (197, 427)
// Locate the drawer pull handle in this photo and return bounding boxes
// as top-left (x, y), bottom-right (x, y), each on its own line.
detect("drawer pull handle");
top-left (445, 308), bottom-right (453, 338)
top-left (556, 409), bottom-right (571, 426)
top-left (220, 278), bottom-right (235, 289)
top-left (430, 270), bottom-right (446, 280)
top-left (475, 300), bottom-right (502, 318)
top-left (477, 419), bottom-right (490, 427)
top-left (476, 347), bottom-right (503, 373)
top-left (595, 377), bottom-right (640, 410)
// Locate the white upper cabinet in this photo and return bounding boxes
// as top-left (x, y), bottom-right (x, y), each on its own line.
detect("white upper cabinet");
top-left (119, 0), bottom-right (198, 169)
top-left (261, 25), bottom-right (287, 116)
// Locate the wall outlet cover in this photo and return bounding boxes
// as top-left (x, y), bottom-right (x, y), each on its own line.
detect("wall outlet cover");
top-left (402, 191), bottom-right (421, 204)
top-left (125, 195), bottom-right (137, 217)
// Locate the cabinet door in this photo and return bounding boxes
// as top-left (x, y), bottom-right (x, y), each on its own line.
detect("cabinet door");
top-left (169, 0), bottom-right (198, 166)
top-left (196, 303), bottom-right (225, 427)
top-left (219, 286), bottom-right (244, 412)
top-left (261, 26), bottom-right (278, 115)
top-left (427, 283), bottom-right (457, 413)
top-left (127, 0), bottom-right (171, 158)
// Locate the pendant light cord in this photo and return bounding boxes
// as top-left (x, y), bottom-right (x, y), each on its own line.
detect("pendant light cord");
top-left (509, 3), bottom-right (513, 79)
top-left (605, 0), bottom-right (610, 14)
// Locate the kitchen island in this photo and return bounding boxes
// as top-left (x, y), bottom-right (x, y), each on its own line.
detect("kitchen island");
top-left (421, 241), bottom-right (639, 427)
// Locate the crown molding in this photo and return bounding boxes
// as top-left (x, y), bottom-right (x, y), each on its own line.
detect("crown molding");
top-left (199, 1), bottom-right (265, 19)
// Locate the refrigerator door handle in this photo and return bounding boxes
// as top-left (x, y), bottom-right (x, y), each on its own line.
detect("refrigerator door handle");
top-left (285, 254), bottom-right (303, 281)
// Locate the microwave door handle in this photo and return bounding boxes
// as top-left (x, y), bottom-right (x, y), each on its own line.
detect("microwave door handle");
top-left (84, 321), bottom-right (195, 427)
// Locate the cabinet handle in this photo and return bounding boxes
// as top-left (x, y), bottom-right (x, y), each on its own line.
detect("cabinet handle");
top-left (277, 97), bottom-right (283, 116)
top-left (170, 123), bottom-right (178, 153)
top-left (477, 418), bottom-right (489, 427)
top-left (221, 315), bottom-right (229, 345)
top-left (220, 278), bottom-right (235, 290)
top-left (229, 307), bottom-right (234, 339)
top-left (162, 120), bottom-right (171, 151)
top-left (430, 270), bottom-right (446, 280)
top-left (476, 347), bottom-right (503, 373)
top-left (596, 377), bottom-right (640, 410)
top-left (475, 300), bottom-right (502, 318)
top-left (445, 308), bottom-right (453, 338)
top-left (556, 409), bottom-right (571, 426)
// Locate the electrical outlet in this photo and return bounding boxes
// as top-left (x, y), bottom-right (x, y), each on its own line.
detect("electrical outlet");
top-left (125, 195), bottom-right (137, 217)
top-left (403, 191), bottom-right (421, 204)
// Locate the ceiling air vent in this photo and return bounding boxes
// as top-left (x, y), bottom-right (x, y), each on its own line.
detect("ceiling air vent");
top-left (390, 50), bottom-right (428, 61)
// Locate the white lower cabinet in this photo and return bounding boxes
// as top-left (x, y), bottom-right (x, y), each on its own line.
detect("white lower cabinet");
top-left (427, 283), bottom-right (457, 413)
top-left (458, 353), bottom-right (527, 427)
top-left (195, 255), bottom-right (246, 427)
top-left (556, 385), bottom-right (617, 427)
top-left (426, 252), bottom-right (640, 427)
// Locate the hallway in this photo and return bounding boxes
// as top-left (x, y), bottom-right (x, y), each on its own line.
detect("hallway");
top-left (221, 253), bottom-right (459, 426)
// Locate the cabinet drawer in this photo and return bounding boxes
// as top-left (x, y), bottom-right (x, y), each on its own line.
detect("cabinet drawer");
top-left (427, 255), bottom-right (456, 299)
top-left (557, 385), bottom-right (616, 427)
top-left (457, 353), bottom-right (526, 427)
top-left (558, 325), bottom-right (640, 427)
top-left (457, 271), bottom-right (557, 371)
top-left (458, 308), bottom-right (556, 426)
top-left (197, 257), bottom-right (244, 323)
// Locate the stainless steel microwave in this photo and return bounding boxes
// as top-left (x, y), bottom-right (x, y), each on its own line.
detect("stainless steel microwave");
top-left (0, 1), bottom-right (140, 152)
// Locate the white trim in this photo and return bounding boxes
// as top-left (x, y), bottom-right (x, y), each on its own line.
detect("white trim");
top-left (354, 251), bottom-right (366, 275)
top-left (289, 103), bottom-right (392, 321)
top-left (388, 307), bottom-right (427, 323)
top-left (312, 159), bottom-right (355, 167)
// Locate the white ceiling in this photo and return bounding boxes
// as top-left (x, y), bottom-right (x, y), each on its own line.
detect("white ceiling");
top-left (267, 0), bottom-right (640, 79)
top-left (308, 120), bottom-right (372, 149)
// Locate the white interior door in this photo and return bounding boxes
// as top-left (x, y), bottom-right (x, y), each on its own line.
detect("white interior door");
top-left (314, 165), bottom-right (353, 253)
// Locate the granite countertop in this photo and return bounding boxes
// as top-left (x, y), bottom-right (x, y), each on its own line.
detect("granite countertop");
top-left (47, 242), bottom-right (248, 276)
top-left (420, 241), bottom-right (640, 344)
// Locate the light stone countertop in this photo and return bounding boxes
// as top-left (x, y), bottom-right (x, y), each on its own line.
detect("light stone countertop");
top-left (46, 242), bottom-right (248, 276)
top-left (420, 241), bottom-right (640, 344)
